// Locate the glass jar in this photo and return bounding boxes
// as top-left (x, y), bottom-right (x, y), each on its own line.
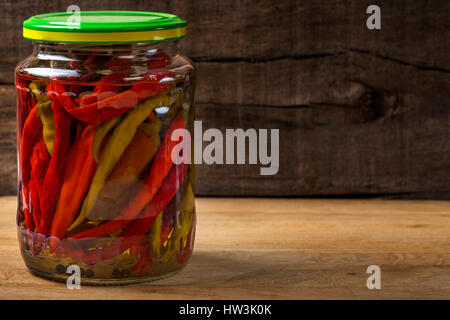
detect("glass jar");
top-left (15, 11), bottom-right (196, 284)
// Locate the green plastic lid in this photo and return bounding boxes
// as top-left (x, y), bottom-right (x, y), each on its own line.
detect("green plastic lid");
top-left (23, 11), bottom-right (187, 43)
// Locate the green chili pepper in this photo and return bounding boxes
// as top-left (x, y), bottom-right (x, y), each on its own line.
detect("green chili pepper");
top-left (163, 91), bottom-right (183, 120)
top-left (29, 82), bottom-right (56, 155)
top-left (70, 119), bottom-right (186, 239)
top-left (87, 118), bottom-right (161, 221)
top-left (29, 82), bottom-right (48, 104)
top-left (36, 101), bottom-right (55, 155)
top-left (161, 182), bottom-right (194, 263)
top-left (138, 120), bottom-right (162, 140)
top-left (92, 115), bottom-right (123, 163)
top-left (149, 211), bottom-right (163, 258)
top-left (179, 182), bottom-right (195, 240)
top-left (68, 93), bottom-right (171, 231)
top-left (38, 83), bottom-right (72, 236)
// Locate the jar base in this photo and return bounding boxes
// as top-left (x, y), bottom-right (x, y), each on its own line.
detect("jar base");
top-left (27, 264), bottom-right (187, 286)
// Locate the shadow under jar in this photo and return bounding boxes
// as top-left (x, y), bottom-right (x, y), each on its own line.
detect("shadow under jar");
top-left (16, 11), bottom-right (196, 285)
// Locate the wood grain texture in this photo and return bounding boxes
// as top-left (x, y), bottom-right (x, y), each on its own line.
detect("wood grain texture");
top-left (0, 0), bottom-right (449, 197)
top-left (0, 196), bottom-right (449, 299)
top-left (0, 86), bottom-right (16, 196)
top-left (195, 51), bottom-right (450, 196)
top-left (0, 0), bottom-right (448, 77)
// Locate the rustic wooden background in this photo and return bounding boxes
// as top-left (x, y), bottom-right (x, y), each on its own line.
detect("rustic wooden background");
top-left (0, 0), bottom-right (449, 198)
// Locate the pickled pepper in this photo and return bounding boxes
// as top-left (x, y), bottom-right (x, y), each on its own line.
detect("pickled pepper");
top-left (52, 70), bottom-right (173, 125)
top-left (19, 106), bottom-right (42, 184)
top-left (29, 137), bottom-right (50, 230)
top-left (89, 118), bottom-right (162, 221)
top-left (70, 117), bottom-right (186, 238)
top-left (79, 74), bottom-right (125, 106)
top-left (69, 94), bottom-right (171, 230)
top-left (91, 115), bottom-right (123, 163)
top-left (17, 10), bottom-right (196, 283)
top-left (64, 162), bottom-right (187, 265)
top-left (38, 84), bottom-right (72, 236)
top-left (161, 182), bottom-right (195, 262)
top-left (49, 125), bottom-right (96, 250)
top-left (29, 82), bottom-right (56, 155)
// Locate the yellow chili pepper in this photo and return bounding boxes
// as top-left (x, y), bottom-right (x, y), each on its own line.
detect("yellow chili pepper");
top-left (29, 82), bottom-right (48, 104)
top-left (88, 118), bottom-right (161, 221)
top-left (149, 211), bottom-right (163, 258)
top-left (160, 182), bottom-right (194, 263)
top-left (68, 93), bottom-right (170, 231)
top-left (36, 101), bottom-right (55, 155)
top-left (91, 115), bottom-right (123, 163)
top-left (29, 82), bottom-right (55, 155)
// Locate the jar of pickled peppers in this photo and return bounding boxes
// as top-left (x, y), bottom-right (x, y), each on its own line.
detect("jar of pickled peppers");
top-left (15, 11), bottom-right (196, 284)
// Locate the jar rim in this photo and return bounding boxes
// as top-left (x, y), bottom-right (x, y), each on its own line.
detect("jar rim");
top-left (23, 11), bottom-right (186, 44)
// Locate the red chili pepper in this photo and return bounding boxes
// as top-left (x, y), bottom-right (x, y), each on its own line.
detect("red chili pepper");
top-left (21, 188), bottom-right (35, 232)
top-left (29, 137), bottom-right (50, 230)
top-left (30, 137), bottom-right (50, 187)
top-left (27, 181), bottom-right (41, 254)
top-left (38, 83), bottom-right (72, 236)
top-left (55, 236), bottom-right (140, 266)
top-left (68, 60), bottom-right (83, 71)
top-left (16, 77), bottom-right (33, 128)
top-left (138, 250), bottom-right (153, 275)
top-left (49, 125), bottom-right (96, 250)
top-left (19, 105), bottom-right (42, 184)
top-left (59, 163), bottom-right (186, 265)
top-left (52, 70), bottom-right (173, 125)
top-left (76, 161), bottom-right (185, 267)
top-left (68, 71), bottom-right (97, 96)
top-left (83, 53), bottom-right (98, 72)
top-left (148, 50), bottom-right (171, 69)
top-left (129, 238), bottom-right (153, 275)
top-left (70, 117), bottom-right (186, 239)
top-left (105, 56), bottom-right (131, 72)
top-left (28, 181), bottom-right (40, 229)
top-left (160, 218), bottom-right (172, 245)
top-left (119, 162), bottom-right (187, 237)
top-left (19, 106), bottom-right (45, 233)
top-left (130, 245), bottom-right (146, 271)
top-left (79, 74), bottom-right (125, 106)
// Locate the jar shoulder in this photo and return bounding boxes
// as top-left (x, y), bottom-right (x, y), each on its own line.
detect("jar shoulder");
top-left (15, 43), bottom-right (194, 82)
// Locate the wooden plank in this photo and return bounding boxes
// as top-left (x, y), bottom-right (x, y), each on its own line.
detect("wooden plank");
top-left (0, 0), bottom-right (449, 83)
top-left (195, 53), bottom-right (450, 106)
top-left (0, 86), bottom-right (16, 196)
top-left (2, 50), bottom-right (450, 197)
top-left (0, 1), bottom-right (448, 198)
top-left (195, 104), bottom-right (450, 197)
top-left (0, 196), bottom-right (449, 299)
top-left (2, 51), bottom-right (449, 196)
top-left (194, 52), bottom-right (449, 197)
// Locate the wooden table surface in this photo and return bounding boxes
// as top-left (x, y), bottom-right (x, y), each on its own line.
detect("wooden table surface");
top-left (0, 196), bottom-right (449, 299)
